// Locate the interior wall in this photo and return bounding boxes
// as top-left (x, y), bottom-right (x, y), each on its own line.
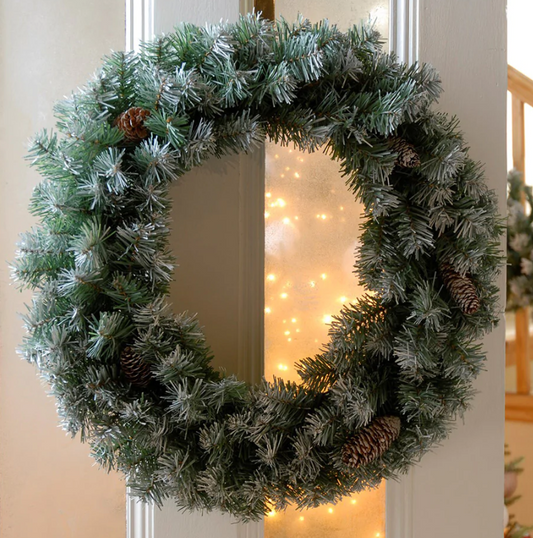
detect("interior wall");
top-left (0, 2), bottom-right (126, 537)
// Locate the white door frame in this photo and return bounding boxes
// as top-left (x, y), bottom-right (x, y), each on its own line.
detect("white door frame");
top-left (125, 1), bottom-right (506, 537)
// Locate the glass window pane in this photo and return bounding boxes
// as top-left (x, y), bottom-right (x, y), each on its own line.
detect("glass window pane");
top-left (264, 2), bottom-right (388, 536)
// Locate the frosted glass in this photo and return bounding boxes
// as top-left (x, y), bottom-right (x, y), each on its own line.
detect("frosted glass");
top-left (264, 2), bottom-right (388, 536)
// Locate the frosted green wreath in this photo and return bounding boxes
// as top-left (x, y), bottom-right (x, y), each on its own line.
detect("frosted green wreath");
top-left (13, 14), bottom-right (502, 520)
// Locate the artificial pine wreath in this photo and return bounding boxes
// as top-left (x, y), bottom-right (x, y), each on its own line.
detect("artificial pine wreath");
top-left (507, 169), bottom-right (533, 310)
top-left (13, 15), bottom-right (502, 520)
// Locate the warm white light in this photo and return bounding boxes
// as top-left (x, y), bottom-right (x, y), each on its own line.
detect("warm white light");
top-left (274, 154), bottom-right (279, 159)
top-left (340, 296), bottom-right (348, 303)
top-left (265, 211), bottom-right (270, 218)
top-left (351, 499), bottom-right (357, 505)
top-left (265, 307), bottom-right (271, 314)
top-left (276, 198), bottom-right (286, 208)
top-left (310, 281), bottom-right (316, 288)
top-left (291, 318), bottom-right (297, 323)
top-left (328, 508), bottom-right (334, 514)
top-left (294, 216), bottom-right (299, 220)
top-left (299, 516), bottom-right (305, 522)
top-left (284, 331), bottom-right (290, 336)
top-left (267, 510), bottom-right (276, 517)
top-left (321, 214), bottom-right (327, 220)
top-left (294, 172), bottom-right (300, 178)
top-left (267, 274), bottom-right (276, 282)
top-left (280, 293), bottom-right (288, 299)
top-left (278, 364), bottom-right (288, 371)
top-left (340, 206), bottom-right (344, 211)
top-left (283, 217), bottom-right (291, 224)
top-left (321, 273), bottom-right (327, 280)
top-left (266, 192), bottom-right (272, 198)
top-left (323, 315), bottom-right (333, 324)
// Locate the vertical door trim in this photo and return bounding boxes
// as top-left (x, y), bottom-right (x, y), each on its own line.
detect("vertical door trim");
top-left (126, 0), bottom-right (154, 52)
top-left (124, 4), bottom-right (156, 538)
top-left (127, 491), bottom-right (155, 538)
top-left (389, 0), bottom-right (419, 64)
top-left (385, 1), bottom-right (418, 536)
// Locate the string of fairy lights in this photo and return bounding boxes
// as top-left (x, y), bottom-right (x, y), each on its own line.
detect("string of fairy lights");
top-left (264, 144), bottom-right (385, 536)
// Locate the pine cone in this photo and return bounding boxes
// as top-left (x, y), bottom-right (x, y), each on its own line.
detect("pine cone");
top-left (114, 107), bottom-right (150, 142)
top-left (440, 262), bottom-right (480, 314)
top-left (389, 137), bottom-right (421, 168)
top-left (342, 416), bottom-right (401, 468)
top-left (120, 346), bottom-right (152, 388)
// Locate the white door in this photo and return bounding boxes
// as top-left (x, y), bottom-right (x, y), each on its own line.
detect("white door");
top-left (126, 1), bottom-right (506, 537)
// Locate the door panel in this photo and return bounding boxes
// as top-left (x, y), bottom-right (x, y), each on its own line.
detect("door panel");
top-left (126, 1), bottom-right (506, 537)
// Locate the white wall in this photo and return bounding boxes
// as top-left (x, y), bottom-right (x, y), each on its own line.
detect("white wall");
top-left (0, 2), bottom-right (126, 537)
top-left (406, 1), bottom-right (506, 536)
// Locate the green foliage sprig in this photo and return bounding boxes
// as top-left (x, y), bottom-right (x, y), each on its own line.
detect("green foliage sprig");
top-left (507, 169), bottom-right (533, 310)
top-left (12, 14), bottom-right (502, 520)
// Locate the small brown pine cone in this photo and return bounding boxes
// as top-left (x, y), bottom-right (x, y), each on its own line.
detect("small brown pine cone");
top-left (114, 107), bottom-right (150, 142)
top-left (120, 346), bottom-right (152, 388)
top-left (342, 416), bottom-right (401, 468)
top-left (389, 137), bottom-right (421, 168)
top-left (440, 262), bottom-right (480, 315)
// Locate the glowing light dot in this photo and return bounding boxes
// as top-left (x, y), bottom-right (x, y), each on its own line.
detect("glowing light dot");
top-left (295, 216), bottom-right (299, 220)
top-left (283, 217), bottom-right (291, 224)
top-left (294, 172), bottom-right (300, 178)
top-left (340, 206), bottom-right (344, 211)
top-left (299, 516), bottom-right (305, 522)
top-left (280, 174), bottom-right (285, 178)
top-left (323, 315), bottom-right (333, 324)
top-left (310, 281), bottom-right (316, 288)
top-left (276, 198), bottom-right (286, 208)
top-left (278, 364), bottom-right (288, 371)
top-left (267, 274), bottom-right (276, 282)
top-left (280, 293), bottom-right (288, 299)
top-left (288, 149), bottom-right (293, 153)
top-left (291, 318), bottom-right (297, 323)
top-left (275, 154), bottom-right (279, 159)
top-left (328, 508), bottom-right (334, 514)
top-left (284, 331), bottom-right (291, 336)
top-left (266, 192), bottom-right (272, 198)
top-left (287, 338), bottom-right (292, 342)
top-left (285, 167), bottom-right (290, 171)
top-left (321, 273), bottom-right (327, 280)
top-left (265, 212), bottom-right (270, 218)
top-left (267, 510), bottom-right (276, 517)
top-left (296, 329), bottom-right (300, 333)
top-left (340, 296), bottom-right (348, 303)
top-left (265, 307), bottom-right (271, 314)
top-left (321, 214), bottom-right (327, 220)
top-left (376, 534), bottom-right (381, 537)
top-left (351, 499), bottom-right (357, 505)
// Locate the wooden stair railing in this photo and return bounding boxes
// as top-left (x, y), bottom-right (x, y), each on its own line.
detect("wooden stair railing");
top-left (506, 65), bottom-right (533, 421)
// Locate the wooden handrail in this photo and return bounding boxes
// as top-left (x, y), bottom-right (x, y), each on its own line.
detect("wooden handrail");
top-left (507, 65), bottom-right (533, 420)
top-left (508, 65), bottom-right (533, 108)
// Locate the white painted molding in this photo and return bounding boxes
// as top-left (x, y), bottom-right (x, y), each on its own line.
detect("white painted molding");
top-left (389, 0), bottom-right (419, 64)
top-left (126, 0), bottom-right (154, 52)
top-left (386, 1), bottom-right (418, 536)
top-left (127, 490), bottom-right (154, 538)
top-left (238, 146), bottom-right (265, 387)
top-left (126, 3), bottom-right (156, 537)
top-left (386, 471), bottom-right (414, 538)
